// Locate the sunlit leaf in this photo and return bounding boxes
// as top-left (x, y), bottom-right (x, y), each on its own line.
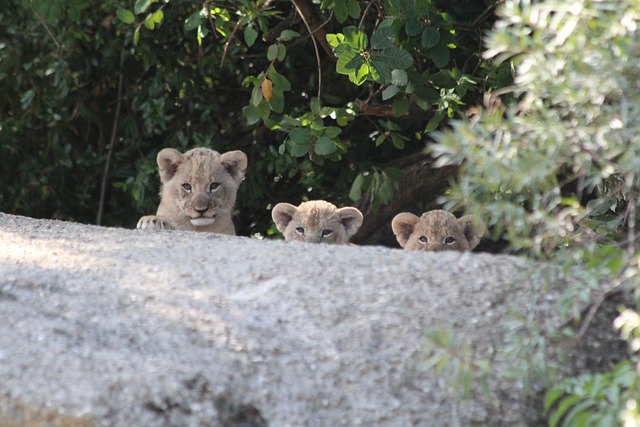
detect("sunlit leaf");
top-left (116, 9), bottom-right (135, 25)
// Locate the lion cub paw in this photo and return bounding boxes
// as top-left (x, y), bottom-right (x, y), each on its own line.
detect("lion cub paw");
top-left (136, 215), bottom-right (175, 230)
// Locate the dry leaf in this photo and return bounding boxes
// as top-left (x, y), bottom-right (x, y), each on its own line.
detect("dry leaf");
top-left (261, 79), bottom-right (273, 102)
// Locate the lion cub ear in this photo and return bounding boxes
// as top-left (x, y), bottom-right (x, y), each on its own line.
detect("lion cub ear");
top-left (391, 213), bottom-right (420, 248)
top-left (220, 150), bottom-right (248, 185)
top-left (271, 203), bottom-right (298, 234)
top-left (458, 215), bottom-right (485, 250)
top-left (157, 148), bottom-right (185, 184)
top-left (336, 207), bottom-right (363, 238)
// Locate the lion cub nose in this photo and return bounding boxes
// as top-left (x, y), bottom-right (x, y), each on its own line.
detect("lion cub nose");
top-left (195, 207), bottom-right (208, 216)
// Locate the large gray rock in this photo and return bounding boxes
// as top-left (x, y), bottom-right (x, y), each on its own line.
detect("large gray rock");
top-left (0, 213), bottom-right (625, 426)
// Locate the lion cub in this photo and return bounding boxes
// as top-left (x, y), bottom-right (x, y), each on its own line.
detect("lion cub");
top-left (137, 147), bottom-right (247, 235)
top-left (391, 210), bottom-right (484, 252)
top-left (271, 200), bottom-right (363, 245)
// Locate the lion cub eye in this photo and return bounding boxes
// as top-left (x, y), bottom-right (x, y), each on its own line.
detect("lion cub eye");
top-left (295, 227), bottom-right (305, 236)
top-left (444, 236), bottom-right (456, 245)
top-left (320, 229), bottom-right (333, 237)
top-left (209, 182), bottom-right (220, 192)
top-left (181, 183), bottom-right (192, 192)
top-left (418, 236), bottom-right (428, 244)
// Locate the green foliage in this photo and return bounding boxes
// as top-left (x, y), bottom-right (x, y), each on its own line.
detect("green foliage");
top-left (422, 324), bottom-right (491, 399)
top-left (426, 0), bottom-right (640, 424)
top-left (0, 0), bottom-right (495, 233)
top-left (545, 360), bottom-right (640, 427)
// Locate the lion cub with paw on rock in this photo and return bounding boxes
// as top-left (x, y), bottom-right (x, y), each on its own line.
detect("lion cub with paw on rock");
top-left (137, 147), bottom-right (247, 235)
top-left (392, 210), bottom-right (485, 252)
top-left (271, 200), bottom-right (363, 245)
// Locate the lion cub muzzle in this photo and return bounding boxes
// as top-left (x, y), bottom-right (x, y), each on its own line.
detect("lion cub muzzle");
top-left (186, 194), bottom-right (217, 226)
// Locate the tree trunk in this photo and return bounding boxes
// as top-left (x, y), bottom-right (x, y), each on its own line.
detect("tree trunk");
top-left (352, 152), bottom-right (458, 243)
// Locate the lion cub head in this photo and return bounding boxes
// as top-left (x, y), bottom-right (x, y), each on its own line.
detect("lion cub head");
top-left (391, 210), bottom-right (485, 252)
top-left (138, 147), bottom-right (247, 234)
top-left (271, 200), bottom-right (363, 245)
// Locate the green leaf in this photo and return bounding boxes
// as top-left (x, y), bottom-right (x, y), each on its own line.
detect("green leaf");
top-left (333, 1), bottom-right (348, 23)
top-left (425, 110), bottom-right (445, 132)
top-left (549, 395), bottom-right (582, 427)
top-left (244, 26), bottom-right (259, 47)
top-left (268, 90), bottom-right (284, 113)
top-left (243, 105), bottom-right (261, 125)
top-left (267, 44), bottom-right (278, 61)
top-left (20, 89), bottom-right (35, 110)
top-left (323, 126), bottom-right (342, 138)
top-left (371, 25), bottom-right (397, 50)
top-left (421, 27), bottom-right (440, 49)
top-left (143, 9), bottom-right (163, 30)
top-left (381, 47), bottom-right (413, 69)
top-left (314, 137), bottom-right (337, 155)
top-left (415, 86), bottom-right (439, 109)
top-left (390, 133), bottom-right (408, 150)
top-left (134, 0), bottom-right (156, 15)
top-left (348, 0), bottom-right (361, 19)
top-left (326, 33), bottom-right (343, 48)
top-left (133, 26), bottom-right (140, 45)
top-left (336, 50), bottom-right (361, 75)
top-left (349, 173), bottom-right (367, 201)
top-left (406, 18), bottom-right (422, 37)
top-left (268, 66), bottom-right (291, 91)
top-left (288, 128), bottom-right (311, 157)
top-left (382, 85), bottom-right (399, 101)
top-left (430, 70), bottom-right (457, 88)
top-left (342, 26), bottom-right (368, 50)
top-left (392, 98), bottom-right (410, 117)
top-left (277, 44), bottom-right (286, 62)
top-left (391, 69), bottom-right (408, 86)
top-left (544, 388), bottom-right (566, 412)
top-left (429, 44), bottom-right (450, 68)
top-left (371, 58), bottom-right (392, 83)
top-left (184, 11), bottom-right (204, 32)
top-left (251, 86), bottom-right (263, 107)
top-left (351, 61), bottom-right (370, 85)
top-left (116, 9), bottom-right (135, 25)
top-left (279, 30), bottom-right (300, 41)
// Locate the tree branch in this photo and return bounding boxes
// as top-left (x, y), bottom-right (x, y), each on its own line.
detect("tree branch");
top-left (97, 51), bottom-right (125, 226)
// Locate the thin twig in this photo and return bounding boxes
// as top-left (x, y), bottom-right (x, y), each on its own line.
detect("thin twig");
top-left (220, 19), bottom-right (242, 67)
top-left (32, 6), bottom-right (62, 52)
top-left (358, 0), bottom-right (377, 29)
top-left (573, 256), bottom-right (634, 341)
top-left (97, 51), bottom-right (125, 226)
top-left (291, 0), bottom-right (322, 100)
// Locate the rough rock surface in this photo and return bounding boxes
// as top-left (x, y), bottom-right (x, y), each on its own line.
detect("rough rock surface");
top-left (0, 213), bottom-right (626, 426)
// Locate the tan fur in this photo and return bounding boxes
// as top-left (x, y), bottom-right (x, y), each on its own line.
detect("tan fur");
top-left (137, 147), bottom-right (247, 235)
top-left (271, 200), bottom-right (363, 245)
top-left (391, 210), bottom-right (485, 252)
